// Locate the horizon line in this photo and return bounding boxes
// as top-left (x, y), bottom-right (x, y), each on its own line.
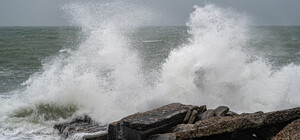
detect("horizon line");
top-left (1, 25), bottom-right (300, 27)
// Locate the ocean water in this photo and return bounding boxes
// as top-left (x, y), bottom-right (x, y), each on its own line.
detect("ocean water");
top-left (1, 2), bottom-right (300, 139)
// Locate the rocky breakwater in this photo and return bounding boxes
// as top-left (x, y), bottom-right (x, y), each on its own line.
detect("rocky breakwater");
top-left (54, 103), bottom-right (300, 140)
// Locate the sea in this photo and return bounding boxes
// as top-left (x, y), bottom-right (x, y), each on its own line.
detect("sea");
top-left (1, 3), bottom-right (300, 140)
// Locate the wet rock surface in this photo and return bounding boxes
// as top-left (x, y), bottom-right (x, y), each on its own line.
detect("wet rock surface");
top-left (54, 104), bottom-right (300, 140)
top-left (54, 116), bottom-right (108, 140)
top-left (108, 103), bottom-right (196, 140)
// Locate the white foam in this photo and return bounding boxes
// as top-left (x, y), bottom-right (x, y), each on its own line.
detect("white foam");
top-left (157, 5), bottom-right (300, 112)
top-left (0, 1), bottom-right (153, 138)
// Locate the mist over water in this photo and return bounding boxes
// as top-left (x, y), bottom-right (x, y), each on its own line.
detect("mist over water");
top-left (1, 1), bottom-right (300, 139)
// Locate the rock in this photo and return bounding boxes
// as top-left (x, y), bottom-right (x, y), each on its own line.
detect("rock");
top-left (188, 110), bottom-right (198, 124)
top-left (183, 108), bottom-right (192, 123)
top-left (166, 123), bottom-right (284, 140)
top-left (273, 119), bottom-right (300, 140)
top-left (54, 115), bottom-right (107, 140)
top-left (54, 104), bottom-right (300, 139)
top-left (214, 106), bottom-right (229, 116)
top-left (198, 109), bottom-right (215, 120)
top-left (108, 103), bottom-right (196, 140)
top-left (230, 131), bottom-right (259, 140)
top-left (172, 107), bottom-right (300, 139)
top-left (254, 123), bottom-right (287, 139)
top-left (149, 133), bottom-right (176, 140)
top-left (226, 111), bottom-right (238, 116)
top-left (195, 105), bottom-right (207, 121)
top-left (195, 105), bottom-right (207, 114)
top-left (184, 105), bottom-right (206, 123)
top-left (78, 132), bottom-right (108, 140)
top-left (172, 124), bottom-right (194, 132)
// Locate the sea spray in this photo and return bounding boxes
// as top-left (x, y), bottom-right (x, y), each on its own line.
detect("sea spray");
top-left (0, 1), bottom-right (153, 138)
top-left (157, 5), bottom-right (300, 112)
top-left (22, 1), bottom-right (155, 122)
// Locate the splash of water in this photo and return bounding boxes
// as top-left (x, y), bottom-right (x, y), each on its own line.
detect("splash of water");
top-left (0, 0), bottom-right (153, 138)
top-left (157, 5), bottom-right (300, 112)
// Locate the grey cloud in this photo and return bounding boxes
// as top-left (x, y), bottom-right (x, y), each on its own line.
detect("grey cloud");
top-left (0, 0), bottom-right (299, 26)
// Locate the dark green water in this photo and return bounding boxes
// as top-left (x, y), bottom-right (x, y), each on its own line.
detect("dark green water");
top-left (247, 26), bottom-right (300, 67)
top-left (0, 27), bottom-right (82, 93)
top-left (0, 26), bottom-right (189, 94)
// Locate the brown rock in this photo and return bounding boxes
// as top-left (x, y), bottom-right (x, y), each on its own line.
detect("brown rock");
top-left (149, 133), bottom-right (176, 140)
top-left (273, 119), bottom-right (300, 140)
top-left (108, 103), bottom-right (196, 140)
top-left (214, 106), bottom-right (229, 116)
top-left (188, 110), bottom-right (198, 124)
top-left (195, 105), bottom-right (207, 114)
top-left (184, 105), bottom-right (206, 123)
top-left (172, 124), bottom-right (194, 132)
top-left (172, 107), bottom-right (300, 139)
top-left (183, 108), bottom-right (192, 123)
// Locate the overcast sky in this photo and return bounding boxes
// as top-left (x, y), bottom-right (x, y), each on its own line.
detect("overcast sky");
top-left (0, 0), bottom-right (300, 26)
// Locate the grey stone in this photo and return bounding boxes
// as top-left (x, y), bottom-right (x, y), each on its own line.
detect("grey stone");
top-left (187, 110), bottom-right (198, 124)
top-left (195, 105), bottom-right (207, 113)
top-left (198, 109), bottom-right (215, 120)
top-left (214, 106), bottom-right (229, 116)
top-left (108, 103), bottom-right (196, 140)
top-left (184, 105), bottom-right (206, 123)
top-left (183, 108), bottom-right (192, 123)
top-left (226, 111), bottom-right (238, 116)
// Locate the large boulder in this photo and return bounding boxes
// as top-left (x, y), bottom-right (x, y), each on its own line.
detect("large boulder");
top-left (214, 106), bottom-right (229, 116)
top-left (273, 119), bottom-right (300, 140)
top-left (108, 103), bottom-right (197, 140)
top-left (171, 107), bottom-right (300, 139)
